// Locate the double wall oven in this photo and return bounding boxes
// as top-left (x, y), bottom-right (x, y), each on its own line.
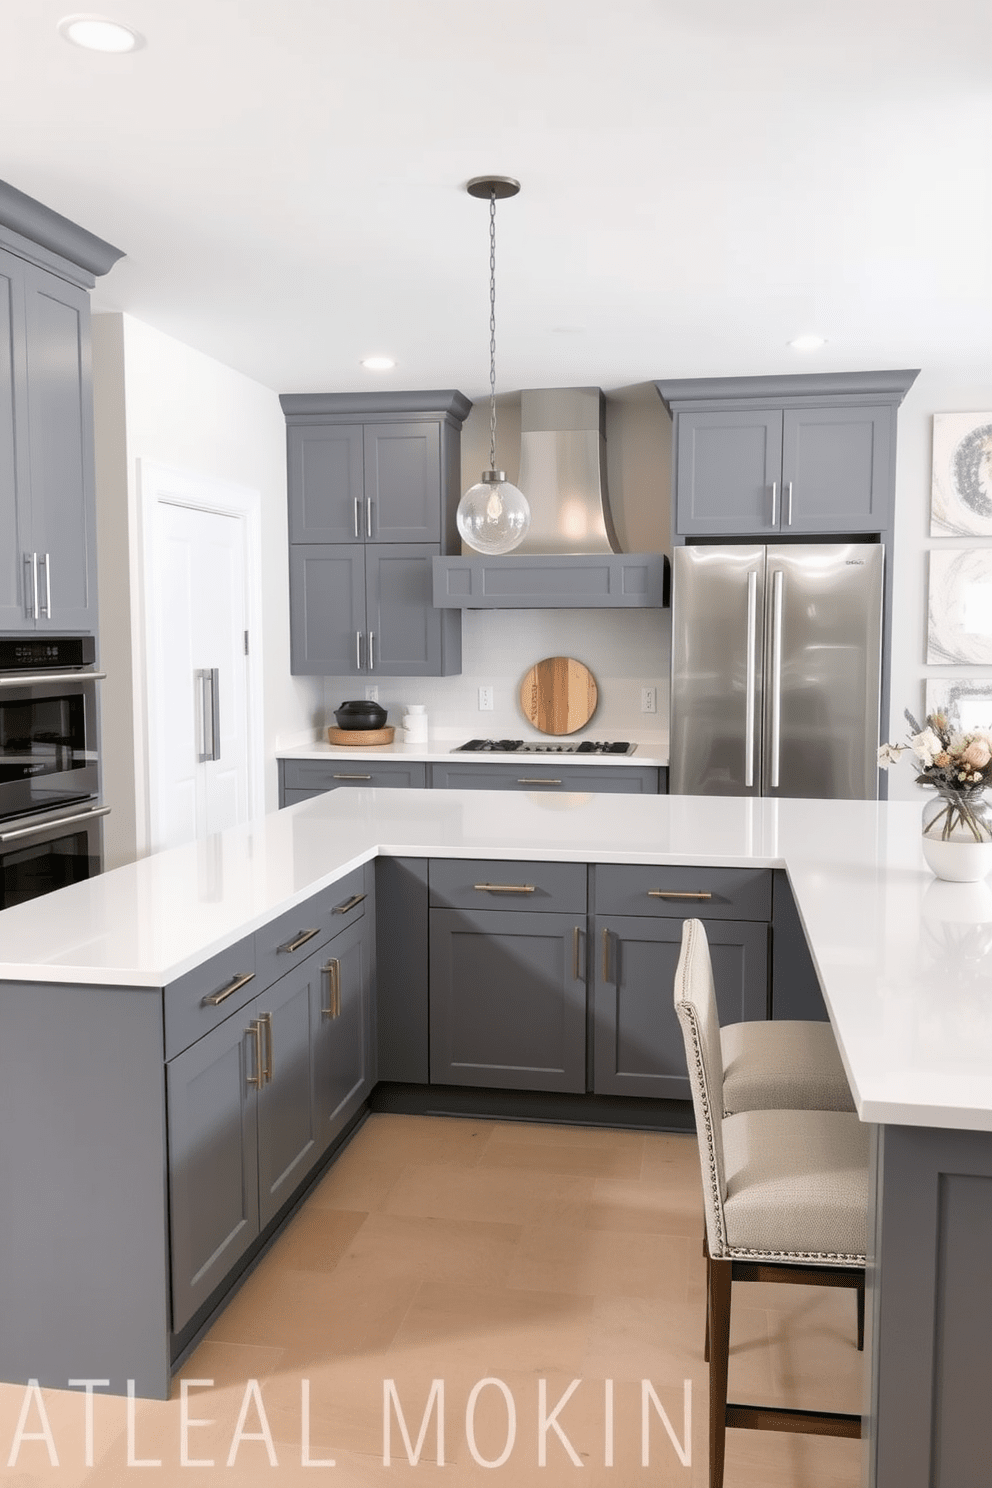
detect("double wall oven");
top-left (0, 637), bottom-right (108, 909)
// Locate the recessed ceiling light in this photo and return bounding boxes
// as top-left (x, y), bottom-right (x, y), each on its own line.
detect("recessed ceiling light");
top-left (58, 15), bottom-right (143, 52)
top-left (361, 356), bottom-right (396, 371)
top-left (788, 334), bottom-right (827, 352)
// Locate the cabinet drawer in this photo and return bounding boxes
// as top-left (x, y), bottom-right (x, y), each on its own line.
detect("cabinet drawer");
top-left (429, 858), bottom-right (586, 914)
top-left (254, 876), bottom-right (366, 989)
top-left (593, 863), bottom-right (772, 921)
top-left (429, 762), bottom-right (661, 794)
top-left (164, 937), bottom-right (259, 1061)
top-left (283, 759), bottom-right (427, 792)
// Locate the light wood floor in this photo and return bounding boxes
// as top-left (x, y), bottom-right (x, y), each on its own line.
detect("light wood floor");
top-left (0, 1113), bottom-right (864, 1486)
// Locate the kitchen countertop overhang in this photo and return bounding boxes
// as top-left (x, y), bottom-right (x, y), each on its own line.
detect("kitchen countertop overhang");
top-left (0, 788), bottom-right (984, 1134)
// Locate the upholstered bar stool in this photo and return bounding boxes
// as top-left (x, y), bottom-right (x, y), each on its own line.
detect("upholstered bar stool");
top-left (720, 984), bottom-right (854, 1116)
top-left (674, 918), bottom-right (866, 1488)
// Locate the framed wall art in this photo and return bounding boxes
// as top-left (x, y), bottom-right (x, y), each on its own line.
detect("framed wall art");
top-left (925, 677), bottom-right (992, 732)
top-left (927, 549), bottom-right (992, 664)
top-left (931, 411), bottom-right (992, 536)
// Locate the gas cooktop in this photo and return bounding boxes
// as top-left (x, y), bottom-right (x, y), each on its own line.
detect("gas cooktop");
top-left (455, 739), bottom-right (635, 755)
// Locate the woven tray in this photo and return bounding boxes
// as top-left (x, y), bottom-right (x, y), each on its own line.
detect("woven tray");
top-left (327, 725), bottom-right (395, 746)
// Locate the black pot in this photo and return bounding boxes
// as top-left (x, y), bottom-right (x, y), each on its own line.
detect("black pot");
top-left (334, 700), bottom-right (387, 731)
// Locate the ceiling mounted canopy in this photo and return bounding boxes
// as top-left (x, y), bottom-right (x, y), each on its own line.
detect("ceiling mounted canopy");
top-left (456, 176), bottom-right (531, 557)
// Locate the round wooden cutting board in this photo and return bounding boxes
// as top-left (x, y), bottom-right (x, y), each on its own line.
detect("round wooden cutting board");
top-left (519, 656), bottom-right (598, 735)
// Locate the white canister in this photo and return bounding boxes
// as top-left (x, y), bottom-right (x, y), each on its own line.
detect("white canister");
top-left (402, 705), bottom-right (428, 742)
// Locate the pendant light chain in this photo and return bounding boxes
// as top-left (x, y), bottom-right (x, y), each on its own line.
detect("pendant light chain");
top-left (488, 186), bottom-right (498, 473)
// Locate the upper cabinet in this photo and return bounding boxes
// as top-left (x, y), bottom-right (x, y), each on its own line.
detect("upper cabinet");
top-left (0, 180), bottom-right (123, 632)
top-left (281, 391), bottom-right (470, 677)
top-left (656, 370), bottom-right (918, 540)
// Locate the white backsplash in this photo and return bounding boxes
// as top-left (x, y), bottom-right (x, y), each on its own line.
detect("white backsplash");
top-left (320, 608), bottom-right (671, 739)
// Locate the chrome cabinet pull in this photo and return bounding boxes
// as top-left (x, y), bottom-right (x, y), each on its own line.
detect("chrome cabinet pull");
top-left (647, 889), bottom-right (713, 900)
top-left (573, 926), bottom-right (583, 981)
top-left (321, 959), bottom-right (341, 1019)
top-left (473, 882), bottom-right (536, 894)
top-left (368, 631), bottom-right (375, 670)
top-left (786, 481), bottom-right (793, 526)
top-left (517, 778), bottom-right (562, 785)
top-left (354, 498), bottom-right (361, 538)
top-left (770, 481), bottom-right (779, 526)
top-left (602, 927), bottom-right (612, 983)
top-left (0, 804), bottom-right (111, 842)
top-left (246, 1019), bottom-right (264, 1088)
top-left (770, 568), bottom-right (784, 789)
top-left (356, 631), bottom-right (363, 670)
top-left (366, 498), bottom-right (374, 538)
top-left (278, 927), bottom-right (320, 953)
top-left (260, 1011), bottom-right (273, 1084)
top-left (332, 774), bottom-right (372, 781)
top-left (31, 552), bottom-right (39, 620)
top-left (41, 553), bottom-right (52, 618)
top-left (333, 891), bottom-right (366, 913)
top-left (201, 970), bottom-right (255, 1008)
top-left (745, 570), bottom-right (757, 789)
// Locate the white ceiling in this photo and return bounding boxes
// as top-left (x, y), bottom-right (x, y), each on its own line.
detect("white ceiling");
top-left (2, 0), bottom-right (990, 399)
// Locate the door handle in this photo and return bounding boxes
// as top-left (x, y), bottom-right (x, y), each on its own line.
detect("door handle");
top-left (0, 803), bottom-right (111, 843)
top-left (196, 669), bottom-right (221, 761)
top-left (354, 498), bottom-right (361, 538)
top-left (30, 552), bottom-right (39, 620)
top-left (277, 927), bottom-right (320, 954)
top-left (770, 568), bottom-right (784, 789)
top-left (745, 570), bottom-right (757, 789)
top-left (40, 553), bottom-right (52, 618)
top-left (321, 959), bottom-right (341, 1019)
top-left (260, 1011), bottom-right (273, 1084)
top-left (770, 481), bottom-right (779, 527)
top-left (366, 498), bottom-right (374, 538)
top-left (246, 1019), bottom-right (264, 1088)
top-left (356, 631), bottom-right (363, 670)
top-left (785, 481), bottom-right (793, 526)
top-left (601, 927), bottom-right (614, 984)
top-left (368, 631), bottom-right (375, 670)
top-left (201, 970), bottom-right (255, 1008)
top-left (573, 926), bottom-right (584, 981)
top-left (332, 891), bottom-right (366, 913)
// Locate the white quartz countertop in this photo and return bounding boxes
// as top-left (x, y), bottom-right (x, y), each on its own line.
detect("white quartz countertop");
top-left (0, 788), bottom-right (985, 1133)
top-left (277, 729), bottom-right (670, 767)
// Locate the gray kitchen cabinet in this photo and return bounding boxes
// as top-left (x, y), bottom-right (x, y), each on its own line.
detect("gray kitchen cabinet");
top-left (280, 757), bottom-right (427, 804)
top-left (282, 390), bottom-right (470, 677)
top-left (429, 761), bottom-right (664, 793)
top-left (288, 420), bottom-right (441, 544)
top-left (428, 859), bottom-right (587, 1093)
top-left (0, 188), bottom-right (122, 632)
top-left (432, 552), bottom-right (670, 609)
top-left (656, 370), bottom-right (918, 540)
top-left (167, 868), bottom-right (375, 1336)
top-left (289, 544), bottom-right (460, 677)
top-left (591, 862), bottom-right (770, 1099)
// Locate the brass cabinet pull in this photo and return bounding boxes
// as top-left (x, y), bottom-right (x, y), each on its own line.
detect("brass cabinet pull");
top-left (260, 1011), bottom-right (273, 1084)
top-left (201, 970), bottom-right (255, 1007)
top-left (278, 927), bottom-right (319, 954)
top-left (321, 959), bottom-right (341, 1019)
top-left (517, 778), bottom-right (562, 785)
top-left (333, 892), bottom-right (366, 913)
top-left (333, 774), bottom-right (372, 781)
top-left (246, 1019), bottom-right (264, 1088)
top-left (646, 890), bottom-right (713, 900)
top-left (573, 926), bottom-right (583, 981)
top-left (473, 882), bottom-right (536, 894)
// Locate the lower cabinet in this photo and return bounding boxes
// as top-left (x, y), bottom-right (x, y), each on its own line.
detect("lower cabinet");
top-left (280, 758), bottom-right (427, 805)
top-left (166, 886), bottom-right (373, 1334)
top-left (430, 762), bottom-right (664, 793)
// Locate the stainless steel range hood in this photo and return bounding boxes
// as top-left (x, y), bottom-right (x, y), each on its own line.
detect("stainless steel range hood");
top-left (514, 388), bottom-right (618, 555)
top-left (432, 386), bottom-right (669, 609)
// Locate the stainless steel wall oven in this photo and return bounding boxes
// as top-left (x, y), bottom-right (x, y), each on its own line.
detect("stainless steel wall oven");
top-left (0, 637), bottom-right (108, 908)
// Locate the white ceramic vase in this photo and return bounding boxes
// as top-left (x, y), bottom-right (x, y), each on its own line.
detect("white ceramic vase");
top-left (921, 789), bottom-right (992, 883)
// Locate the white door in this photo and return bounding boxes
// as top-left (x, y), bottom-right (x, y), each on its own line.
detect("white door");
top-left (148, 501), bottom-right (250, 850)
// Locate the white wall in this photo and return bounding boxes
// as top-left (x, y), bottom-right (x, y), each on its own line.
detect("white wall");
top-left (889, 366), bottom-right (992, 800)
top-left (92, 312), bottom-right (323, 866)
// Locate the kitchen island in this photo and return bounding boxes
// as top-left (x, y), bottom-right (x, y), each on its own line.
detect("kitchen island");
top-left (0, 787), bottom-right (986, 1487)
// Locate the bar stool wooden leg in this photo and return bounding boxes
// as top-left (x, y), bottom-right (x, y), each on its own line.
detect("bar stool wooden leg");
top-left (708, 1256), bottom-right (733, 1488)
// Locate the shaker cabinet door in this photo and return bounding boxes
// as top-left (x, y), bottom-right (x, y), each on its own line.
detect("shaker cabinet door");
top-left (0, 251), bottom-right (27, 629)
top-left (365, 544), bottom-right (446, 676)
top-left (289, 544), bottom-right (366, 675)
top-left (781, 405), bottom-right (892, 532)
top-left (364, 422), bottom-right (441, 542)
top-left (288, 424), bottom-right (365, 543)
top-left (167, 1013), bottom-right (261, 1333)
top-left (675, 409), bottom-right (783, 535)
top-left (314, 913), bottom-right (372, 1150)
top-left (255, 958), bottom-right (322, 1230)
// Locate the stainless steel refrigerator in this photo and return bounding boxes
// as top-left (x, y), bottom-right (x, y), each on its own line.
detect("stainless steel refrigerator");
top-left (669, 543), bottom-right (884, 798)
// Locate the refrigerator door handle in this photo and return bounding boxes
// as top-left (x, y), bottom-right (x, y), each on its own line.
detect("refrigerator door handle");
top-left (745, 571), bottom-right (757, 788)
top-left (769, 569), bottom-right (784, 789)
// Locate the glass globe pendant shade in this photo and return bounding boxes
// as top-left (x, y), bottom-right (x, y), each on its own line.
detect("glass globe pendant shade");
top-left (456, 471), bottom-right (531, 556)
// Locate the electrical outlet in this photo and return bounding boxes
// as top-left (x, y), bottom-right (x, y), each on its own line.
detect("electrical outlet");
top-left (641, 686), bottom-right (657, 714)
top-left (479, 685), bottom-right (494, 711)
top-left (365, 684), bottom-right (379, 702)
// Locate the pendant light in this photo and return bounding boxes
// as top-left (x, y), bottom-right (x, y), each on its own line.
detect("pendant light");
top-left (456, 176), bottom-right (531, 556)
